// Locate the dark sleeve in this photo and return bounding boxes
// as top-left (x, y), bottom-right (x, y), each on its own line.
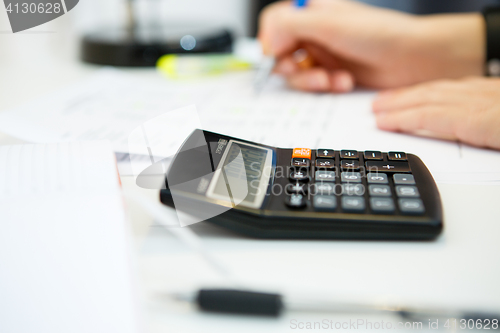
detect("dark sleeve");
top-left (483, 6), bottom-right (500, 76)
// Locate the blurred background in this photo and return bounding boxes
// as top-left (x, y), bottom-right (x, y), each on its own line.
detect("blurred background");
top-left (72, 0), bottom-right (500, 38)
top-left (1, 0), bottom-right (499, 109)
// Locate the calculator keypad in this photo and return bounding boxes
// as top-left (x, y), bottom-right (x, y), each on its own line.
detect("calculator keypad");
top-left (398, 199), bottom-right (425, 214)
top-left (365, 161), bottom-right (411, 173)
top-left (341, 160), bottom-right (360, 171)
top-left (395, 186), bottom-right (419, 197)
top-left (370, 198), bottom-right (395, 213)
top-left (289, 169), bottom-right (311, 182)
top-left (342, 184), bottom-right (364, 196)
top-left (315, 170), bottom-right (336, 182)
top-left (286, 183), bottom-right (308, 195)
top-left (316, 149), bottom-right (335, 159)
top-left (313, 195), bottom-right (337, 210)
top-left (285, 194), bottom-right (307, 208)
top-left (315, 183), bottom-right (335, 195)
top-left (341, 172), bottom-right (362, 183)
top-left (340, 150), bottom-right (359, 159)
top-left (368, 185), bottom-right (391, 197)
top-left (388, 151), bottom-right (407, 161)
top-left (364, 151), bottom-right (383, 160)
top-left (315, 159), bottom-right (335, 169)
top-left (366, 173), bottom-right (388, 184)
top-left (284, 149), bottom-right (425, 216)
top-left (292, 148), bottom-right (312, 159)
top-left (292, 158), bottom-right (310, 168)
top-left (393, 174), bottom-right (415, 185)
top-left (342, 196), bottom-right (365, 212)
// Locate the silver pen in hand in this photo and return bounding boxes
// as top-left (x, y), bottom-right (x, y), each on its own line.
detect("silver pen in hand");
top-left (253, 0), bottom-right (310, 93)
top-left (253, 55), bottom-right (276, 94)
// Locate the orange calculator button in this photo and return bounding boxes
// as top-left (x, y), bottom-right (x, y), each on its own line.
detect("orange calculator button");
top-left (292, 148), bottom-right (312, 159)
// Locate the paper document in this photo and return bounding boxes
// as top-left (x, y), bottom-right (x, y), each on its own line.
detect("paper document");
top-left (0, 69), bottom-right (499, 183)
top-left (0, 141), bottom-right (141, 333)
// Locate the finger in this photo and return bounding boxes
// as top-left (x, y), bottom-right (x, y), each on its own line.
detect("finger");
top-left (287, 68), bottom-right (355, 92)
top-left (274, 44), bottom-right (340, 76)
top-left (259, 0), bottom-right (351, 57)
top-left (288, 68), bottom-right (330, 92)
top-left (258, 1), bottom-right (296, 55)
top-left (372, 81), bottom-right (460, 114)
top-left (292, 48), bottom-right (316, 70)
top-left (302, 43), bottom-right (342, 70)
top-left (330, 70), bottom-right (355, 92)
top-left (274, 56), bottom-right (299, 75)
top-left (375, 105), bottom-right (458, 138)
top-left (373, 87), bottom-right (433, 113)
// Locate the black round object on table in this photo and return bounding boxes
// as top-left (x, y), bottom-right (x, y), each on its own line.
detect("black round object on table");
top-left (80, 24), bottom-right (233, 67)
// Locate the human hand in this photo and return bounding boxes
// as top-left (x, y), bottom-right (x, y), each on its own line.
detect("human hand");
top-left (372, 77), bottom-right (500, 150)
top-left (258, 0), bottom-right (485, 92)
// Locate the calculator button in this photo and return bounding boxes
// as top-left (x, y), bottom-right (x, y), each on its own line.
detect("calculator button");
top-left (368, 185), bottom-right (391, 197)
top-left (365, 161), bottom-right (411, 173)
top-left (292, 148), bottom-right (312, 159)
top-left (370, 198), bottom-right (395, 214)
top-left (393, 174), bottom-right (416, 185)
top-left (341, 196), bottom-right (365, 212)
top-left (395, 186), bottom-right (420, 197)
top-left (315, 170), bottom-right (336, 182)
top-left (285, 183), bottom-right (308, 195)
top-left (398, 198), bottom-right (425, 215)
top-left (285, 194), bottom-right (307, 209)
top-left (366, 173), bottom-right (388, 184)
top-left (340, 150), bottom-right (359, 159)
top-left (341, 172), bottom-right (362, 183)
top-left (316, 149), bottom-right (335, 159)
top-left (341, 160), bottom-right (360, 171)
top-left (315, 159), bottom-right (335, 169)
top-left (388, 152), bottom-right (407, 161)
top-left (364, 151), bottom-right (383, 160)
top-left (313, 195), bottom-right (337, 211)
top-left (291, 158), bottom-right (311, 168)
top-left (342, 184), bottom-right (364, 196)
top-left (314, 182), bottom-right (335, 195)
top-left (289, 170), bottom-right (311, 182)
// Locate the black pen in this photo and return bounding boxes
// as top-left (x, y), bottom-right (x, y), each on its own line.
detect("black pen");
top-left (172, 288), bottom-right (500, 325)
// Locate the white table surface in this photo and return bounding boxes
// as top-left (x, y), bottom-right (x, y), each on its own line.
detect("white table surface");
top-left (1, 16), bottom-right (499, 333)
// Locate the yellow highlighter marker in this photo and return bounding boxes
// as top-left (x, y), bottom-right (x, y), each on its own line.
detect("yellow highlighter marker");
top-left (157, 54), bottom-right (252, 80)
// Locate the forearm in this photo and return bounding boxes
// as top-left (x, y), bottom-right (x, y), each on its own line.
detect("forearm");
top-left (414, 13), bottom-right (485, 80)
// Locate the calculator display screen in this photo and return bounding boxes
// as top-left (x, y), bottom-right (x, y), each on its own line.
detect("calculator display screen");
top-left (206, 141), bottom-right (274, 209)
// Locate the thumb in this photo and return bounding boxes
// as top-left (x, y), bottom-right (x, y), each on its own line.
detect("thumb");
top-left (259, 1), bottom-right (295, 56)
top-left (287, 68), bottom-right (355, 92)
top-left (259, 0), bottom-right (344, 56)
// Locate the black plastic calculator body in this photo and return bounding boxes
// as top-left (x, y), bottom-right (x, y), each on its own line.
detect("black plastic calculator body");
top-left (160, 130), bottom-right (443, 240)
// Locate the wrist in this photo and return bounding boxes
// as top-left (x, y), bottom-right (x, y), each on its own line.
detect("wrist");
top-left (415, 14), bottom-right (485, 78)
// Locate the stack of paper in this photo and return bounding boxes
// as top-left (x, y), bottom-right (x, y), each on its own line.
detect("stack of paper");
top-left (0, 69), bottom-right (499, 183)
top-left (0, 141), bottom-right (141, 333)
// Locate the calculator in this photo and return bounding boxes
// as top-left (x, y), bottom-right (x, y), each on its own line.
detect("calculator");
top-left (160, 130), bottom-right (443, 240)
